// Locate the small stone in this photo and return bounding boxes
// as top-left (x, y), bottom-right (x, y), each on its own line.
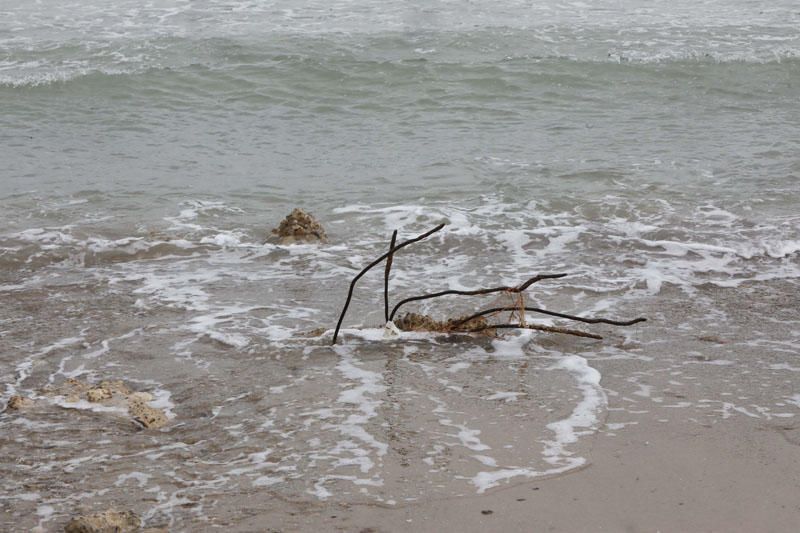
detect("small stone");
top-left (128, 397), bottom-right (168, 429)
top-left (64, 509), bottom-right (140, 533)
top-left (7, 395), bottom-right (34, 410)
top-left (86, 388), bottom-right (113, 403)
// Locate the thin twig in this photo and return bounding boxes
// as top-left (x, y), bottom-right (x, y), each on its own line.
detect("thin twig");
top-left (388, 273), bottom-right (568, 321)
top-left (332, 223), bottom-right (445, 345)
top-left (452, 306), bottom-right (647, 327)
top-left (384, 230), bottom-right (398, 323)
top-left (462, 323), bottom-right (604, 340)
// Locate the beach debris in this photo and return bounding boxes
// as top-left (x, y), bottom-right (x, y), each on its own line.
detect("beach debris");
top-left (394, 312), bottom-right (494, 335)
top-left (383, 320), bottom-right (401, 338)
top-left (268, 208), bottom-right (327, 244)
top-left (332, 224), bottom-right (445, 344)
top-left (6, 395), bottom-right (34, 410)
top-left (39, 379), bottom-right (169, 429)
top-left (331, 223), bottom-right (646, 344)
top-left (64, 509), bottom-right (140, 533)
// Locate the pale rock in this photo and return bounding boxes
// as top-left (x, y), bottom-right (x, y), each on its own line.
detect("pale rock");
top-left (64, 509), bottom-right (140, 533)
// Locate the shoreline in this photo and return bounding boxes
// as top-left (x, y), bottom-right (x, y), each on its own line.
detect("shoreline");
top-left (3, 281), bottom-right (799, 531)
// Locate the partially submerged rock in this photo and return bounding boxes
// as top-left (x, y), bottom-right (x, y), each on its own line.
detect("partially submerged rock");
top-left (7, 395), bottom-right (34, 410)
top-left (49, 378), bottom-right (90, 403)
top-left (64, 509), bottom-right (140, 533)
top-left (395, 312), bottom-right (447, 332)
top-left (41, 379), bottom-right (168, 430)
top-left (267, 208), bottom-right (327, 245)
top-left (128, 393), bottom-right (168, 429)
top-left (86, 387), bottom-right (112, 402)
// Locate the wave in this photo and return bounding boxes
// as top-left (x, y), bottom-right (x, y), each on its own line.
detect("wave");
top-left (2, 197), bottom-right (798, 298)
top-left (3, 28), bottom-right (800, 88)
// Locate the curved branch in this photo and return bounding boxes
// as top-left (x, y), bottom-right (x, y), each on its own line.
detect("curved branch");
top-left (452, 306), bottom-right (647, 328)
top-left (332, 223), bottom-right (445, 345)
top-left (384, 230), bottom-right (398, 323)
top-left (388, 273), bottom-right (568, 322)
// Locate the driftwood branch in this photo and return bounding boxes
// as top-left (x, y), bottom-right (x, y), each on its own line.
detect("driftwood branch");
top-left (453, 306), bottom-right (647, 327)
top-left (331, 223), bottom-right (445, 345)
top-left (330, 223), bottom-right (646, 344)
top-left (388, 273), bottom-right (568, 321)
top-left (461, 323), bottom-right (604, 340)
top-left (384, 230), bottom-right (397, 323)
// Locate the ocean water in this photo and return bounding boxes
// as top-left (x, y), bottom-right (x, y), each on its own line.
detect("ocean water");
top-left (1, 1), bottom-right (799, 530)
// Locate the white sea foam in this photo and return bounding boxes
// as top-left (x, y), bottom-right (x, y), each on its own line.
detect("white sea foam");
top-left (542, 355), bottom-right (607, 464)
top-left (52, 397), bottom-right (129, 415)
top-left (329, 345), bottom-right (388, 476)
top-left (471, 353), bottom-right (606, 493)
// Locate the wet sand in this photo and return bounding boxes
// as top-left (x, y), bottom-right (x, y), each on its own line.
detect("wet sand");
top-left (213, 281), bottom-right (800, 532)
top-left (248, 418), bottom-right (799, 533)
top-left (3, 280), bottom-right (799, 531)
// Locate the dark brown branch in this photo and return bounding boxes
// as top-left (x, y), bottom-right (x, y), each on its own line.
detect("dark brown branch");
top-left (463, 323), bottom-right (603, 340)
top-left (453, 306), bottom-right (647, 327)
top-left (384, 230), bottom-right (398, 323)
top-left (332, 223), bottom-right (445, 345)
top-left (388, 273), bottom-right (568, 321)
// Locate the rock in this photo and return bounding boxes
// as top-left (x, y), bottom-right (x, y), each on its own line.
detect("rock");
top-left (47, 378), bottom-right (90, 403)
top-left (86, 388), bottom-right (113, 402)
top-left (98, 380), bottom-right (132, 396)
top-left (64, 509), bottom-right (140, 533)
top-left (128, 396), bottom-right (167, 429)
top-left (267, 208), bottom-right (327, 245)
top-left (40, 379), bottom-right (169, 429)
top-left (7, 395), bottom-right (34, 410)
top-left (395, 312), bottom-right (446, 332)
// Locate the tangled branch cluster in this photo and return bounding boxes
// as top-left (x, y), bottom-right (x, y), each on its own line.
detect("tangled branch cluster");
top-left (332, 224), bottom-right (645, 345)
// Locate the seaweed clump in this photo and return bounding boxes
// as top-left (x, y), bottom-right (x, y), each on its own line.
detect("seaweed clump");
top-left (394, 312), bottom-right (494, 335)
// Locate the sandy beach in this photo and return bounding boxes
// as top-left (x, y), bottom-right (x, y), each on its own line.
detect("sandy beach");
top-left (6, 279), bottom-right (797, 531)
top-left (223, 283), bottom-right (800, 533)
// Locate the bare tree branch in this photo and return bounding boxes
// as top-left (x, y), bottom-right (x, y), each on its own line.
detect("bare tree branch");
top-left (388, 273), bottom-right (568, 321)
top-left (332, 223), bottom-right (445, 345)
top-left (452, 306), bottom-right (647, 327)
top-left (384, 230), bottom-right (398, 323)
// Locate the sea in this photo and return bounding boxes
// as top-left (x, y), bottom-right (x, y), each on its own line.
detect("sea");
top-left (1, 1), bottom-right (799, 530)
